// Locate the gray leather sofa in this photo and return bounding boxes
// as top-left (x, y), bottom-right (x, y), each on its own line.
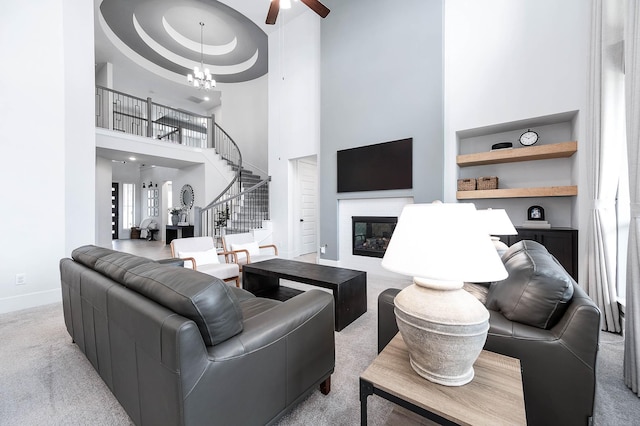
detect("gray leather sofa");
top-left (60, 245), bottom-right (335, 426)
top-left (378, 240), bottom-right (601, 426)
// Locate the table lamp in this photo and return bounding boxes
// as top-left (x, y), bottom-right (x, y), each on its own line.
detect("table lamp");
top-left (476, 208), bottom-right (517, 254)
top-left (381, 202), bottom-right (507, 386)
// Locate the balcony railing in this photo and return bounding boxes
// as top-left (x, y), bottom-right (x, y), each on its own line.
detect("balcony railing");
top-left (95, 86), bottom-right (213, 148)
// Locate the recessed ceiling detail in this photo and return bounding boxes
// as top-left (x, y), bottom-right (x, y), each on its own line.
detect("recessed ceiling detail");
top-left (99, 0), bottom-right (268, 84)
top-left (161, 17), bottom-right (237, 55)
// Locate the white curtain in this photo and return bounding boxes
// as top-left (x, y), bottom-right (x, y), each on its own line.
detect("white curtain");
top-left (585, 0), bottom-right (624, 332)
top-left (624, 0), bottom-right (640, 396)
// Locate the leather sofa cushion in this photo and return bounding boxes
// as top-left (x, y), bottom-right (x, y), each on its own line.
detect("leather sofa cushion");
top-left (72, 245), bottom-right (143, 270)
top-left (72, 245), bottom-right (161, 284)
top-left (486, 240), bottom-right (574, 329)
top-left (94, 252), bottom-right (157, 283)
top-left (123, 263), bottom-right (244, 346)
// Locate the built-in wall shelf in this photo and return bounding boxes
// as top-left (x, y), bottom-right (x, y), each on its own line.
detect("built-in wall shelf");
top-left (456, 141), bottom-right (577, 167)
top-left (455, 112), bottom-right (579, 227)
top-left (457, 185), bottom-right (578, 200)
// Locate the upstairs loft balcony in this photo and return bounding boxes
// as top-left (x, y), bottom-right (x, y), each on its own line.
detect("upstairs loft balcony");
top-left (96, 85), bottom-right (212, 149)
top-left (95, 86), bottom-right (240, 167)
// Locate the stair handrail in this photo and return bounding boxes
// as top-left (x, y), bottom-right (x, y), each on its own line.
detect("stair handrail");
top-left (199, 177), bottom-right (271, 238)
top-left (213, 123), bottom-right (242, 165)
top-left (202, 177), bottom-right (271, 211)
top-left (207, 123), bottom-right (243, 209)
top-left (199, 122), bottom-right (272, 238)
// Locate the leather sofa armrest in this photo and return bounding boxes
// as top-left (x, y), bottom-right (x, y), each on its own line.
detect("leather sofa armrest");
top-left (378, 288), bottom-right (401, 353)
top-left (546, 291), bottom-right (601, 366)
top-left (485, 293), bottom-right (601, 426)
top-left (210, 289), bottom-right (335, 360)
top-left (488, 285), bottom-right (600, 367)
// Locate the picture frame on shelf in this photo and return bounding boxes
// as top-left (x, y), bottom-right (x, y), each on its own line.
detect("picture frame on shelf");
top-left (527, 205), bottom-right (545, 221)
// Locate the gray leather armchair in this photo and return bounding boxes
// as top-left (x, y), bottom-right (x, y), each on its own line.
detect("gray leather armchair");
top-left (378, 240), bottom-right (600, 426)
top-left (60, 245), bottom-right (335, 426)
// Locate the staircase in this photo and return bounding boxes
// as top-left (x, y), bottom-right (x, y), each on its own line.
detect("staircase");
top-left (199, 124), bottom-right (271, 239)
top-left (223, 164), bottom-right (270, 234)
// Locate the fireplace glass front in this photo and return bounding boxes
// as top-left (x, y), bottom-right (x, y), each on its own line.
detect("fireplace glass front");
top-left (352, 216), bottom-right (398, 258)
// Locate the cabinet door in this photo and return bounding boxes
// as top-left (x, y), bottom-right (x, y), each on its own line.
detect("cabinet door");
top-left (498, 229), bottom-right (578, 281)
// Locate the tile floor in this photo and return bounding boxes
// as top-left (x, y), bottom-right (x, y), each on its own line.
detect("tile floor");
top-left (112, 239), bottom-right (172, 260)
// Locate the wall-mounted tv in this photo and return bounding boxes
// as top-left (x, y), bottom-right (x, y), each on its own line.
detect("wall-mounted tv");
top-left (337, 138), bottom-right (412, 193)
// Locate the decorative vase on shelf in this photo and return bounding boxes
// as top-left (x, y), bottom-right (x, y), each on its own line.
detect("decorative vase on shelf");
top-left (171, 214), bottom-right (179, 225)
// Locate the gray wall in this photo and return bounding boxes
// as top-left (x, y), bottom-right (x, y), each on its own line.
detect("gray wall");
top-left (319, 0), bottom-right (444, 260)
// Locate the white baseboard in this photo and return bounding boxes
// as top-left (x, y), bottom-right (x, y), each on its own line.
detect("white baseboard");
top-left (0, 288), bottom-right (62, 315)
top-left (318, 258), bottom-right (340, 267)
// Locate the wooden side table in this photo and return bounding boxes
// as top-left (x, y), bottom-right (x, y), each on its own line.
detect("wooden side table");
top-left (360, 334), bottom-right (526, 425)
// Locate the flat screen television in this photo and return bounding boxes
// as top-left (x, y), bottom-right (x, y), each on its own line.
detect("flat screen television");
top-left (337, 138), bottom-right (412, 193)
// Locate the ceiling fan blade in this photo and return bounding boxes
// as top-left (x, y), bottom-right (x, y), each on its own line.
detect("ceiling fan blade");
top-left (266, 0), bottom-right (280, 25)
top-left (300, 0), bottom-right (330, 18)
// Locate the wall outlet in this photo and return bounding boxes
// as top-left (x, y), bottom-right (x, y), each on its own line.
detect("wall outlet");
top-left (320, 245), bottom-right (327, 254)
top-left (15, 273), bottom-right (26, 286)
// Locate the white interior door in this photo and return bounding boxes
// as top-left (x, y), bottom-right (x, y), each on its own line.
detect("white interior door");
top-left (296, 157), bottom-right (318, 255)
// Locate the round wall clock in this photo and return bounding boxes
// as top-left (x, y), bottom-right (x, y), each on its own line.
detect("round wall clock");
top-left (527, 205), bottom-right (545, 221)
top-left (519, 129), bottom-right (539, 146)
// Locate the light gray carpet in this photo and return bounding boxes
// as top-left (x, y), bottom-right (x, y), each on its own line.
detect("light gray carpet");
top-left (0, 275), bottom-right (637, 425)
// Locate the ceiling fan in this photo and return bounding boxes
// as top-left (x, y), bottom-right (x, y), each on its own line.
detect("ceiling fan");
top-left (266, 0), bottom-right (330, 25)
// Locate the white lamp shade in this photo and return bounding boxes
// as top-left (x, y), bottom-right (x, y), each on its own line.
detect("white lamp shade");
top-left (381, 203), bottom-right (507, 283)
top-left (476, 208), bottom-right (517, 236)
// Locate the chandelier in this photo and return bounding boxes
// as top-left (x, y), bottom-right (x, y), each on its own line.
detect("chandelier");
top-left (187, 22), bottom-right (216, 90)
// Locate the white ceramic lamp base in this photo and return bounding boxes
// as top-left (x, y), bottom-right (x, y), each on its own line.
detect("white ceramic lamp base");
top-left (394, 279), bottom-right (489, 386)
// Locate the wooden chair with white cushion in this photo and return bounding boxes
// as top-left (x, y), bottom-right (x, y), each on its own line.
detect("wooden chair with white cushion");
top-left (221, 232), bottom-right (278, 270)
top-left (170, 237), bottom-right (240, 287)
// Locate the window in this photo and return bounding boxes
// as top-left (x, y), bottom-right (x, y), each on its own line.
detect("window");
top-left (122, 183), bottom-right (135, 228)
top-left (147, 188), bottom-right (159, 217)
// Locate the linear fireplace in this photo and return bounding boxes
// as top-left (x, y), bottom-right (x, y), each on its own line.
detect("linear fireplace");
top-left (352, 216), bottom-right (398, 258)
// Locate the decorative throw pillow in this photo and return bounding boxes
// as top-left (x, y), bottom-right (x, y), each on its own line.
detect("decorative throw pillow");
top-left (231, 241), bottom-right (260, 261)
top-left (486, 240), bottom-right (574, 329)
top-left (179, 247), bottom-right (220, 269)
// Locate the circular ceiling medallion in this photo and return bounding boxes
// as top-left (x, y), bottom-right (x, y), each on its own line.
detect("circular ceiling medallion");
top-left (99, 0), bottom-right (268, 84)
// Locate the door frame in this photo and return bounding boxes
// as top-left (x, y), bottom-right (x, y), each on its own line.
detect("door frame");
top-left (291, 155), bottom-right (318, 257)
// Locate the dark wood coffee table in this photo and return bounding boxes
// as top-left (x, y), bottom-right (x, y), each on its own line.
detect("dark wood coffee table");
top-left (242, 258), bottom-right (367, 331)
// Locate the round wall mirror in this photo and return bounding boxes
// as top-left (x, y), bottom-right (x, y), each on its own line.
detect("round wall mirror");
top-left (180, 184), bottom-right (194, 210)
